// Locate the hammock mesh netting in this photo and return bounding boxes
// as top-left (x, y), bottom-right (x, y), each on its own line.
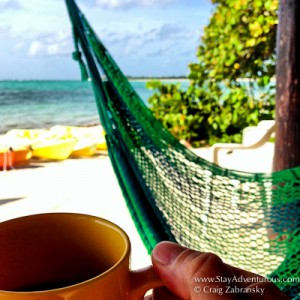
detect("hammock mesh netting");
top-left (65, 1), bottom-right (300, 298)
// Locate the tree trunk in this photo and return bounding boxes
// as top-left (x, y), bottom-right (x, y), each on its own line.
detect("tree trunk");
top-left (274, 0), bottom-right (300, 171)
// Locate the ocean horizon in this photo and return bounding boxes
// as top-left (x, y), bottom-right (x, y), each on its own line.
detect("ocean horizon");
top-left (0, 79), bottom-right (189, 134)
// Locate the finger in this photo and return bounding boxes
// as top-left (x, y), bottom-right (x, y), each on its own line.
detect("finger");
top-left (152, 241), bottom-right (242, 299)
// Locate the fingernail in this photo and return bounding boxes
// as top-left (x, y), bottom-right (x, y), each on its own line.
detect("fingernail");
top-left (152, 241), bottom-right (185, 266)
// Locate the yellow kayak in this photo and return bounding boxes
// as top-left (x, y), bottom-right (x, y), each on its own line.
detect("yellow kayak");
top-left (32, 139), bottom-right (77, 160)
top-left (5, 129), bottom-right (46, 149)
top-left (50, 125), bottom-right (107, 151)
top-left (6, 128), bottom-right (48, 139)
top-left (71, 138), bottom-right (97, 157)
top-left (5, 126), bottom-right (107, 160)
top-left (96, 139), bottom-right (107, 150)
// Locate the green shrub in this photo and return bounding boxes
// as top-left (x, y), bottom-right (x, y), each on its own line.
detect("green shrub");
top-left (147, 0), bottom-right (278, 147)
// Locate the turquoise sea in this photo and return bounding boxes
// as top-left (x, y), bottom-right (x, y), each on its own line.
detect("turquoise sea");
top-left (0, 80), bottom-right (188, 134)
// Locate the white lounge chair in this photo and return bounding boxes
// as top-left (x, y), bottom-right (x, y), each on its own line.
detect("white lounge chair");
top-left (212, 120), bottom-right (276, 165)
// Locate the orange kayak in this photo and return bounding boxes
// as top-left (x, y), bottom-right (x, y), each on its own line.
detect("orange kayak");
top-left (0, 147), bottom-right (32, 170)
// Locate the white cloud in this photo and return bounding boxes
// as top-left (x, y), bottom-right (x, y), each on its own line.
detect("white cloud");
top-left (28, 41), bottom-right (43, 57)
top-left (0, 0), bottom-right (212, 79)
top-left (95, 0), bottom-right (174, 9)
top-left (103, 22), bottom-right (195, 58)
top-left (155, 23), bottom-right (194, 41)
top-left (28, 30), bottom-right (72, 57)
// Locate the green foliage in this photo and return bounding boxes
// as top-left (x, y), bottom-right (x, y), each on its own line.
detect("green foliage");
top-left (147, 0), bottom-right (278, 147)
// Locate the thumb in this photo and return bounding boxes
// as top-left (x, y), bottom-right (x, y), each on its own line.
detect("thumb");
top-left (151, 242), bottom-right (242, 299)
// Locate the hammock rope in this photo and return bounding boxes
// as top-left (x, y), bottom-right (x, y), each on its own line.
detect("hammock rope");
top-left (65, 1), bottom-right (300, 298)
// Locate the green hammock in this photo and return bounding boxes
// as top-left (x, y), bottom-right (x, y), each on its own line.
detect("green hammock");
top-left (65, 1), bottom-right (300, 298)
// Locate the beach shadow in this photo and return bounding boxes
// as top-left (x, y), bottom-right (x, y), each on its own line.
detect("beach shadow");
top-left (0, 197), bottom-right (25, 206)
top-left (69, 151), bottom-right (108, 160)
top-left (30, 158), bottom-right (56, 164)
top-left (1, 164), bottom-right (44, 171)
top-left (17, 163), bottom-right (44, 169)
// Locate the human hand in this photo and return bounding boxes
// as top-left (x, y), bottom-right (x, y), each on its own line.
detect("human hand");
top-left (146, 241), bottom-right (289, 299)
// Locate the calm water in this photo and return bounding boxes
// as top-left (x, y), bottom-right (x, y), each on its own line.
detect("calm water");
top-left (0, 80), bottom-right (187, 134)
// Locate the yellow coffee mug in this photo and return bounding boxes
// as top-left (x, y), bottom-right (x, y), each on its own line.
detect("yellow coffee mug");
top-left (0, 213), bottom-right (163, 299)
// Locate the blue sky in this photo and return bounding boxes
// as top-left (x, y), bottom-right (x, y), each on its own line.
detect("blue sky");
top-left (0, 0), bottom-right (214, 80)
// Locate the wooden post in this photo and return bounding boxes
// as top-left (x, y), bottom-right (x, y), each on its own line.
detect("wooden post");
top-left (274, 0), bottom-right (300, 171)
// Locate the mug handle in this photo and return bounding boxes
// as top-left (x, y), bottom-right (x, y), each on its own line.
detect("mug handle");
top-left (128, 265), bottom-right (164, 300)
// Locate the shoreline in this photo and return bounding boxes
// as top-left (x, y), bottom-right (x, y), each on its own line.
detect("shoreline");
top-left (0, 122), bottom-right (102, 136)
